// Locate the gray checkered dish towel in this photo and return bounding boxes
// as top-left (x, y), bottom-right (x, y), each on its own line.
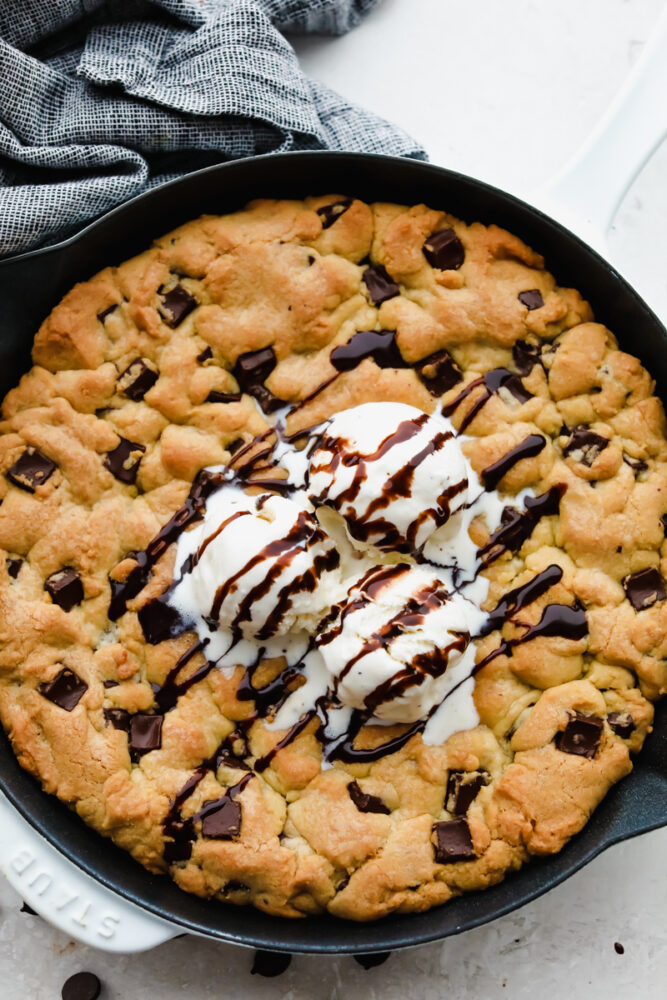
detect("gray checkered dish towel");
top-left (0, 0), bottom-right (426, 257)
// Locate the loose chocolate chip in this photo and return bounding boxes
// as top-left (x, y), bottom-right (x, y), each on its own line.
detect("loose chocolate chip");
top-left (206, 390), bottom-right (243, 403)
top-left (512, 340), bottom-right (542, 375)
top-left (518, 289), bottom-right (544, 310)
top-left (446, 770), bottom-right (489, 815)
top-left (614, 942), bottom-right (625, 955)
top-left (354, 952), bottom-right (391, 970)
top-left (422, 228), bottom-right (465, 270)
top-left (103, 707), bottom-right (130, 731)
top-left (200, 796), bottom-right (242, 839)
top-left (61, 971), bottom-right (101, 1000)
top-left (414, 348), bottom-right (463, 396)
top-left (158, 284), bottom-right (197, 327)
top-left (6, 557), bottom-right (22, 578)
top-left (623, 567), bottom-right (666, 611)
top-left (316, 199), bottom-right (353, 229)
top-left (433, 818), bottom-right (476, 863)
top-left (117, 357), bottom-right (158, 401)
top-left (104, 437), bottom-right (145, 484)
top-left (129, 713), bottom-right (163, 753)
top-left (348, 780), bottom-right (390, 815)
top-left (623, 453), bottom-right (648, 475)
top-left (607, 711), bottom-right (636, 738)
top-left (362, 264), bottom-right (400, 305)
top-left (20, 902), bottom-right (37, 915)
top-left (97, 304), bottom-right (117, 323)
top-left (562, 426), bottom-right (609, 467)
top-left (45, 568), bottom-right (84, 612)
top-left (330, 329), bottom-right (407, 373)
top-left (7, 448), bottom-right (56, 493)
top-left (39, 667), bottom-right (87, 711)
top-left (138, 597), bottom-right (185, 644)
top-left (197, 346), bottom-right (213, 363)
top-left (555, 712), bottom-right (603, 758)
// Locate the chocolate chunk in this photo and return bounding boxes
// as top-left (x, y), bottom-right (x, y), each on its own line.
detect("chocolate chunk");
top-left (414, 348), bottom-right (462, 396)
top-left (138, 597), bottom-right (185, 644)
top-left (354, 952), bottom-right (391, 970)
top-left (117, 357), bottom-right (158, 401)
top-left (97, 304), bottom-right (117, 323)
top-left (20, 902), bottom-right (37, 915)
top-left (200, 795), bottom-right (242, 839)
top-left (362, 264), bottom-right (400, 305)
top-left (316, 199), bottom-right (353, 229)
top-left (562, 426), bottom-right (609, 467)
top-left (206, 390), bottom-right (243, 403)
top-left (330, 329), bottom-right (407, 372)
top-left (158, 284), bottom-right (197, 327)
top-left (555, 712), bottom-right (603, 758)
top-left (484, 367), bottom-right (533, 405)
top-left (607, 711), bottom-right (636, 738)
top-left (623, 567), bottom-right (666, 611)
top-left (7, 448), bottom-right (56, 493)
top-left (197, 346), bottom-right (213, 362)
top-left (103, 707), bottom-right (130, 731)
top-left (39, 667), bottom-right (87, 712)
top-left (61, 971), bottom-right (101, 1000)
top-left (45, 567), bottom-right (84, 612)
top-left (6, 557), bottom-right (22, 578)
top-left (348, 780), bottom-right (390, 815)
top-left (661, 513), bottom-right (667, 534)
top-left (104, 437), bottom-right (145, 484)
top-left (446, 770), bottom-right (489, 815)
top-left (623, 453), bottom-right (648, 475)
top-left (512, 340), bottom-right (542, 375)
top-left (422, 228), bottom-right (465, 270)
top-left (251, 950), bottom-right (292, 977)
top-left (129, 713), bottom-right (163, 753)
top-left (433, 818), bottom-right (476, 863)
top-left (103, 679), bottom-right (119, 689)
top-left (518, 289), bottom-right (544, 310)
top-left (233, 346), bottom-right (277, 389)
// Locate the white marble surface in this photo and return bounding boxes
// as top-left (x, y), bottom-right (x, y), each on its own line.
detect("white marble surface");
top-left (1, 1), bottom-right (666, 996)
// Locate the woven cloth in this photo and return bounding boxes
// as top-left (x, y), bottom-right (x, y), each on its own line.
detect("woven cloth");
top-left (0, 0), bottom-right (426, 257)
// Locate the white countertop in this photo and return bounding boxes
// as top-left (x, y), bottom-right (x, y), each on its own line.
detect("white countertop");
top-left (1, 0), bottom-right (666, 996)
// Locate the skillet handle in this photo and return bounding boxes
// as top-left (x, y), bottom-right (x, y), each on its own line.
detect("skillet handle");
top-left (0, 792), bottom-right (179, 953)
top-left (535, 4), bottom-right (667, 255)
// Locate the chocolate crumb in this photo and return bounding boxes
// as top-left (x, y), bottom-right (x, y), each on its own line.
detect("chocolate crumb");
top-left (614, 942), bottom-right (625, 955)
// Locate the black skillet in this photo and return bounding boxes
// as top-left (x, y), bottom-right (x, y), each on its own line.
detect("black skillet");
top-left (0, 151), bottom-right (665, 954)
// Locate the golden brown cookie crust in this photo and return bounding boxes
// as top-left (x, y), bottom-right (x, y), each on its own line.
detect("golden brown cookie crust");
top-left (0, 196), bottom-right (664, 921)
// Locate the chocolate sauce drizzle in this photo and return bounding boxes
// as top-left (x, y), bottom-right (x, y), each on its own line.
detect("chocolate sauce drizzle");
top-left (442, 367), bottom-right (533, 433)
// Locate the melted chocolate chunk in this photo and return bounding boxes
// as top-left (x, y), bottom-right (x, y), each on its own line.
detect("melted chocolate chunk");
top-left (446, 770), bottom-right (489, 815)
top-left (7, 448), bottom-right (56, 493)
top-left (117, 357), bottom-right (158, 401)
top-left (482, 434), bottom-right (546, 491)
top-left (330, 329), bottom-right (407, 372)
top-left (512, 339), bottom-right (542, 375)
top-left (422, 228), bottom-right (465, 270)
top-left (623, 567), bottom-right (666, 611)
top-left (433, 818), bottom-right (476, 863)
top-left (518, 289), bottom-right (544, 310)
top-left (622, 453), bottom-right (648, 475)
top-left (197, 346), bottom-right (213, 362)
top-left (200, 796), bottom-right (242, 839)
top-left (103, 707), bottom-right (130, 731)
top-left (138, 597), bottom-right (185, 644)
top-left (316, 199), bottom-right (352, 229)
top-left (104, 437), bottom-right (145, 484)
top-left (486, 368), bottom-right (533, 405)
top-left (555, 712), bottom-right (603, 758)
top-left (251, 950), bottom-right (292, 977)
top-left (206, 390), bottom-right (243, 403)
top-left (354, 953), bottom-right (391, 970)
top-left (562, 426), bottom-right (609, 467)
top-left (414, 348), bottom-right (462, 396)
top-left (129, 713), bottom-right (163, 753)
top-left (232, 346), bottom-right (284, 413)
top-left (103, 679), bottom-right (119, 689)
top-left (362, 264), bottom-right (400, 305)
top-left (45, 567), bottom-right (84, 612)
top-left (39, 667), bottom-right (87, 711)
top-left (97, 304), bottom-right (117, 322)
top-left (6, 557), bottom-right (22, 578)
top-left (61, 971), bottom-right (101, 1000)
top-left (158, 284), bottom-right (197, 327)
top-left (607, 711), bottom-right (636, 738)
top-left (348, 780), bottom-right (390, 815)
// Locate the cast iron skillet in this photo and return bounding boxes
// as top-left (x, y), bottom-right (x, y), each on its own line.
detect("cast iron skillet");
top-left (0, 152), bottom-right (665, 954)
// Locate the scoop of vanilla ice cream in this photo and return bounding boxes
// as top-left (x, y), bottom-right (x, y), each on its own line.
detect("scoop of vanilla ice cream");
top-left (316, 563), bottom-right (472, 723)
top-left (171, 486), bottom-right (344, 639)
top-left (306, 402), bottom-right (468, 555)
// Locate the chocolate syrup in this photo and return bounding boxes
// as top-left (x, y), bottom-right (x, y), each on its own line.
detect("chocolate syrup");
top-left (478, 485), bottom-right (566, 567)
top-left (482, 434), bottom-right (546, 491)
top-left (481, 564), bottom-right (564, 635)
top-left (441, 368), bottom-right (532, 433)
